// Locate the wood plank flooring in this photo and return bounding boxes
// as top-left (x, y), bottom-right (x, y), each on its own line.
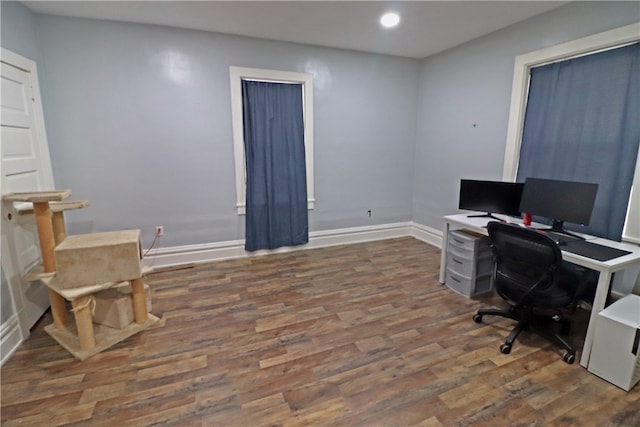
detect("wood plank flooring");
top-left (2, 237), bottom-right (638, 426)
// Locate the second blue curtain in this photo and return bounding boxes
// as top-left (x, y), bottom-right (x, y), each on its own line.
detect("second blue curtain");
top-left (516, 43), bottom-right (640, 241)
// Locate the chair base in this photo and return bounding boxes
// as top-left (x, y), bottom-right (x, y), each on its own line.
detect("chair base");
top-left (473, 306), bottom-right (576, 364)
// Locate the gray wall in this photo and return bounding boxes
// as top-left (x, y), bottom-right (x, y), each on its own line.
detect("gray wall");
top-left (0, 1), bottom-right (41, 62)
top-left (2, 1), bottom-right (638, 248)
top-left (27, 14), bottom-right (419, 247)
top-left (412, 1), bottom-right (640, 230)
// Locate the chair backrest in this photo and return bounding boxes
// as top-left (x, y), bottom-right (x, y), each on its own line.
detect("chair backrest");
top-left (487, 221), bottom-right (563, 305)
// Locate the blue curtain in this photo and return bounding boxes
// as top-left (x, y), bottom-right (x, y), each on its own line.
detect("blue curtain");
top-left (516, 43), bottom-right (640, 241)
top-left (242, 80), bottom-right (308, 251)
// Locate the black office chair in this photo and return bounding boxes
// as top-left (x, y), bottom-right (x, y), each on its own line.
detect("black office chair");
top-left (472, 221), bottom-right (595, 364)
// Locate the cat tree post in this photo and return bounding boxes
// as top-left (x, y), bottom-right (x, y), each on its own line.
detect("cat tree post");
top-left (130, 277), bottom-right (148, 324)
top-left (3, 190), bottom-right (72, 329)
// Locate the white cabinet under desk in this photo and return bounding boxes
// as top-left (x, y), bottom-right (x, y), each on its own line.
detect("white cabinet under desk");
top-left (588, 294), bottom-right (640, 391)
top-left (440, 212), bottom-right (640, 369)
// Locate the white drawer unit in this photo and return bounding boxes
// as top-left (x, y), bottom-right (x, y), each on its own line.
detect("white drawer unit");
top-left (445, 229), bottom-right (493, 297)
top-left (588, 294), bottom-right (640, 391)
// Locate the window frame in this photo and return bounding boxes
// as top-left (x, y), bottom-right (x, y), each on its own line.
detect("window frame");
top-left (502, 23), bottom-right (640, 243)
top-left (229, 66), bottom-right (315, 215)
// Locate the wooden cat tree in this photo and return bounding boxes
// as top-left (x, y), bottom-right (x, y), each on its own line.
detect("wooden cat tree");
top-left (3, 190), bottom-right (158, 361)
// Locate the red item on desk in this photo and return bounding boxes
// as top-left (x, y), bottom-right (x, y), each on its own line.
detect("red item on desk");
top-left (522, 212), bottom-right (532, 226)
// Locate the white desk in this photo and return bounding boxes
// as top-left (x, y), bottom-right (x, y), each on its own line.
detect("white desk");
top-left (439, 213), bottom-right (640, 368)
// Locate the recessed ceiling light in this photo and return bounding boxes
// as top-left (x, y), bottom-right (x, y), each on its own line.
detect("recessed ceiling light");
top-left (380, 12), bottom-right (400, 29)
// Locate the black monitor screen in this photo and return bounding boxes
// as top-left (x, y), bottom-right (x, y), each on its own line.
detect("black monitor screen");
top-left (458, 180), bottom-right (525, 219)
top-left (519, 178), bottom-right (598, 228)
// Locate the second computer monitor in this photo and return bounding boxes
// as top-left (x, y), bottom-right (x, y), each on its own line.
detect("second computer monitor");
top-left (519, 177), bottom-right (598, 235)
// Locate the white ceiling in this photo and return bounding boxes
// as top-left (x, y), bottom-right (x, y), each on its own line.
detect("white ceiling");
top-left (22, 1), bottom-right (569, 59)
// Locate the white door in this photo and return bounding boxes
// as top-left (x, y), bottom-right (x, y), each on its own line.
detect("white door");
top-left (1, 48), bottom-right (55, 340)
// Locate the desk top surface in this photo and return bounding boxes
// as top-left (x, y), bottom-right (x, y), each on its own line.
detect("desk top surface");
top-left (444, 213), bottom-right (640, 268)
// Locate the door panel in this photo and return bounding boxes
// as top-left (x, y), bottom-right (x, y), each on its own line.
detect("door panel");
top-left (3, 126), bottom-right (38, 157)
top-left (1, 50), bottom-right (54, 332)
top-left (9, 220), bottom-right (40, 272)
top-left (1, 63), bottom-right (32, 126)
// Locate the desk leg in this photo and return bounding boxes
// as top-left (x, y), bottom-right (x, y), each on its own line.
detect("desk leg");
top-left (131, 277), bottom-right (148, 324)
top-left (580, 269), bottom-right (612, 368)
top-left (72, 295), bottom-right (96, 351)
top-left (439, 221), bottom-right (451, 284)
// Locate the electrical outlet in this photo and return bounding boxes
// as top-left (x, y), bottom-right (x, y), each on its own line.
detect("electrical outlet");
top-left (155, 225), bottom-right (164, 236)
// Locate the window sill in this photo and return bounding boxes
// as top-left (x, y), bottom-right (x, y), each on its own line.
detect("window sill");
top-left (236, 199), bottom-right (315, 215)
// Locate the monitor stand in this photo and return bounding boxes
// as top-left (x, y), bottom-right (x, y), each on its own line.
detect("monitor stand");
top-left (467, 212), bottom-right (502, 221)
top-left (542, 220), bottom-right (586, 240)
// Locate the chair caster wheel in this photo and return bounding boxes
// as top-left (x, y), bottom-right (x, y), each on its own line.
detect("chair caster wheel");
top-left (473, 314), bottom-right (483, 323)
top-left (563, 352), bottom-right (575, 364)
top-left (500, 343), bottom-right (511, 354)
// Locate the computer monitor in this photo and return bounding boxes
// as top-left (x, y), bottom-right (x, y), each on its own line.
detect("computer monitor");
top-left (519, 177), bottom-right (598, 239)
top-left (458, 179), bottom-right (525, 220)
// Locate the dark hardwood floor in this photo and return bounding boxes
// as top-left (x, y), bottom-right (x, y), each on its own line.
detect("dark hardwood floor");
top-left (2, 237), bottom-right (638, 426)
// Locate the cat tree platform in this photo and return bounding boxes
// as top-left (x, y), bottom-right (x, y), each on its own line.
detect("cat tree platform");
top-left (39, 275), bottom-right (158, 361)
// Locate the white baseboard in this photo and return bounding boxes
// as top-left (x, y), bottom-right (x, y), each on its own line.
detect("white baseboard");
top-left (1, 315), bottom-right (24, 366)
top-left (410, 221), bottom-right (443, 248)
top-left (143, 221), bottom-right (443, 272)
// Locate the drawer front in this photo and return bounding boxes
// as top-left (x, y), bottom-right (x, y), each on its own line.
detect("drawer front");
top-left (445, 268), bottom-right (472, 296)
top-left (445, 268), bottom-right (492, 297)
top-left (448, 229), bottom-right (490, 255)
top-left (448, 244), bottom-right (494, 278)
top-left (447, 251), bottom-right (475, 277)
